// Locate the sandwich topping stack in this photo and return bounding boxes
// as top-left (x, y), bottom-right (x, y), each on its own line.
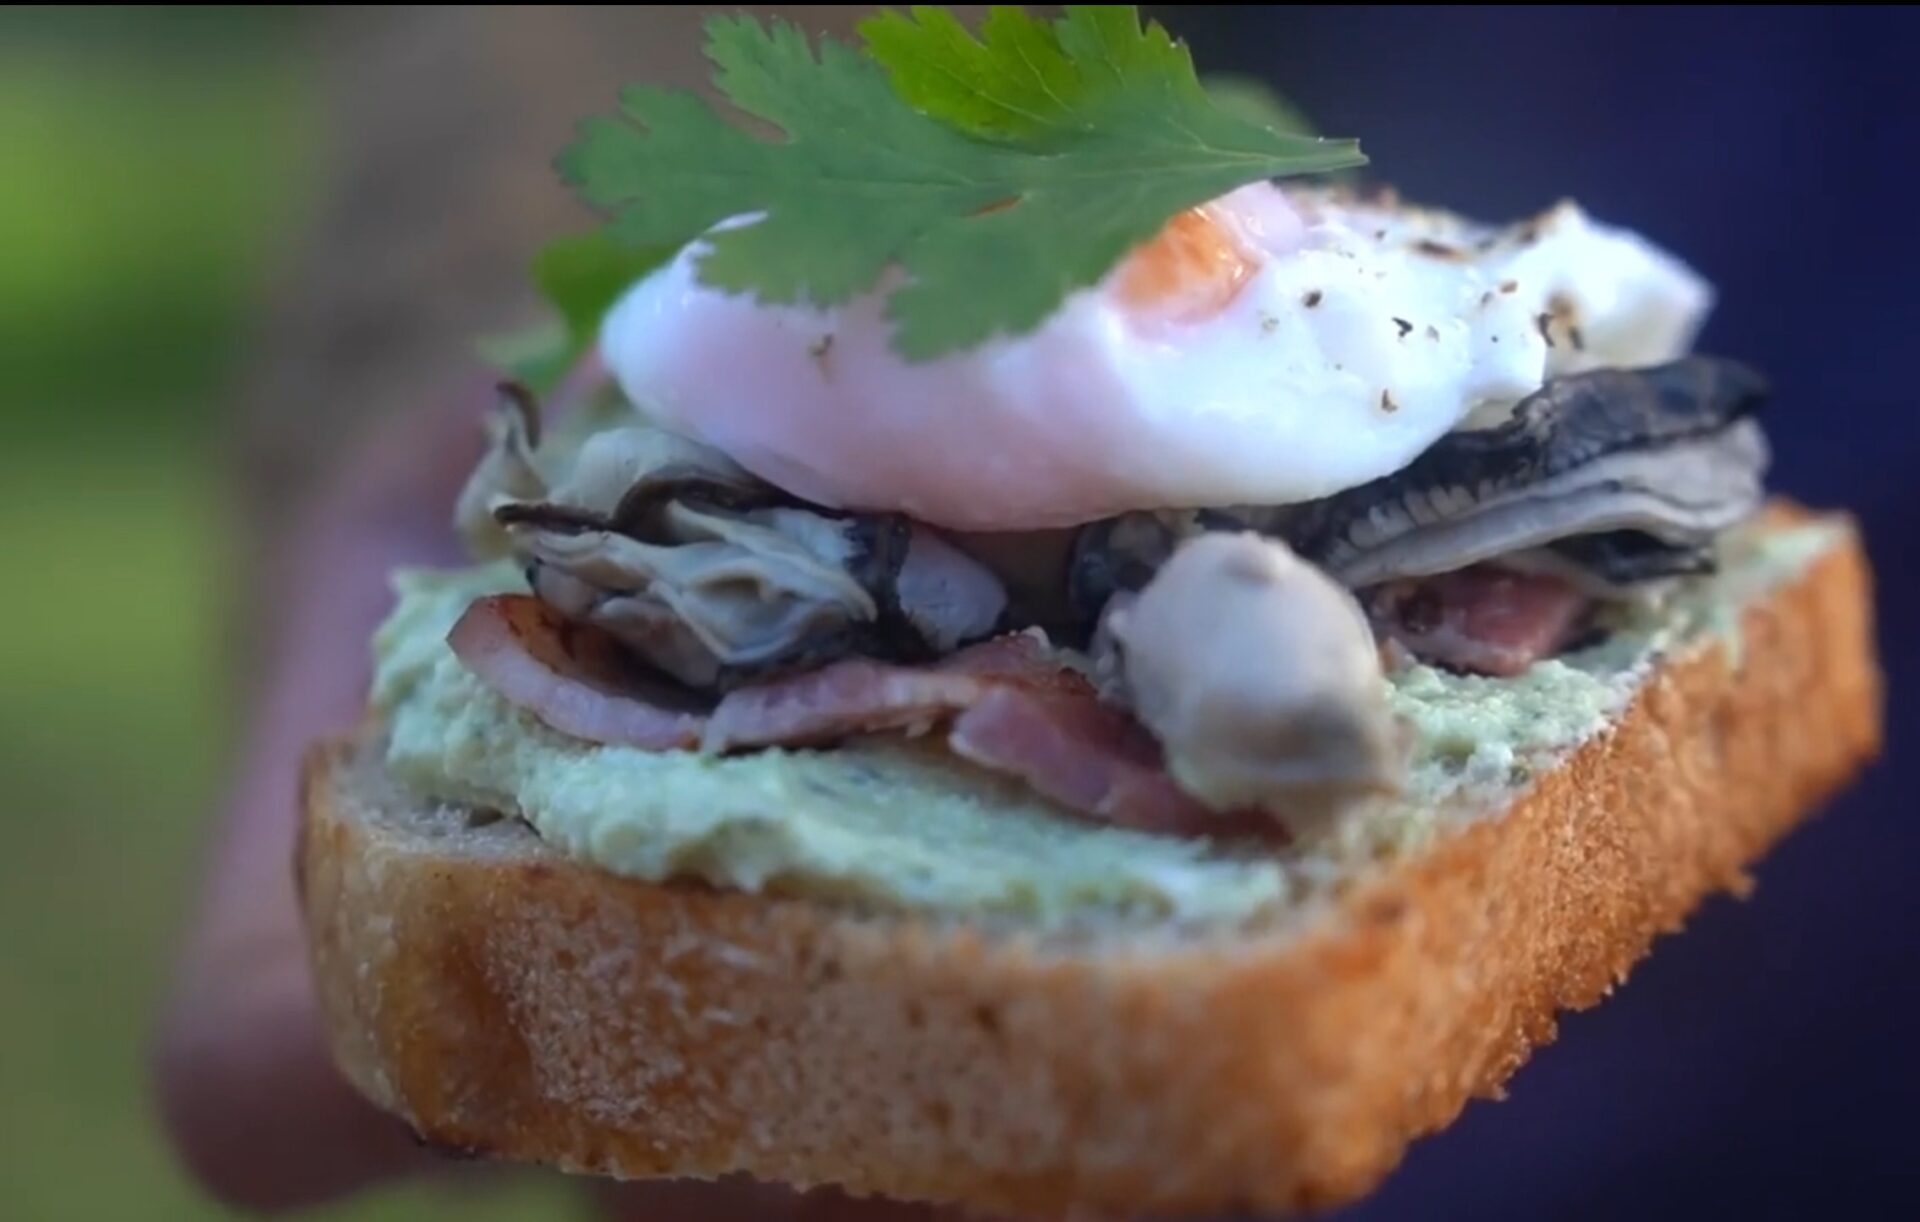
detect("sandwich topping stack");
top-left (380, 7), bottom-right (1775, 919)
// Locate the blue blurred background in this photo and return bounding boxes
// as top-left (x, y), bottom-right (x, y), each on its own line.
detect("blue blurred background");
top-left (0, 5), bottom-right (1911, 1219)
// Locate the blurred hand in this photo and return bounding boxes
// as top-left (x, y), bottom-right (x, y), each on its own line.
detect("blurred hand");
top-left (148, 383), bottom-right (970, 1221)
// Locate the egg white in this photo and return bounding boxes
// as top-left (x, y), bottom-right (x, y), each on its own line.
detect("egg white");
top-left (600, 184), bottom-right (1712, 531)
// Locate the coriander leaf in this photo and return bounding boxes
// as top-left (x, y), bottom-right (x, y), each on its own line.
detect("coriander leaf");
top-left (857, 5), bottom-right (1078, 140)
top-left (863, 7), bottom-right (1288, 145)
top-left (559, 7), bottom-right (1365, 360)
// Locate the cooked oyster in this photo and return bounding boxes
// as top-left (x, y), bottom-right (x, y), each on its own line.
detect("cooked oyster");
top-left (1269, 357), bottom-right (1770, 588)
top-left (1500, 530), bottom-right (1717, 597)
top-left (453, 384), bottom-right (547, 561)
top-left (457, 387), bottom-right (1007, 689)
top-left (1067, 511), bottom-right (1188, 627)
top-left (1066, 357), bottom-right (1769, 616)
top-left (1103, 532), bottom-right (1406, 836)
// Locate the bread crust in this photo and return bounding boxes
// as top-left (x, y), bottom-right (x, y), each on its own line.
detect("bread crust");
top-left (298, 510), bottom-right (1882, 1218)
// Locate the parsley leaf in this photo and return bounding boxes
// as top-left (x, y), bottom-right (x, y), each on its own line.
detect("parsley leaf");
top-left (558, 6), bottom-right (1364, 360)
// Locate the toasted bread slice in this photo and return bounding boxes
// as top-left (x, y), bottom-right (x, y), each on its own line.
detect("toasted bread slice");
top-left (298, 509), bottom-right (1881, 1219)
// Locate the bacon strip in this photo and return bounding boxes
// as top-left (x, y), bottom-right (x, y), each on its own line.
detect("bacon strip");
top-left (701, 630), bottom-right (1085, 752)
top-left (447, 597), bottom-right (1274, 839)
top-left (950, 688), bottom-right (1281, 841)
top-left (702, 661), bottom-right (988, 752)
top-left (1367, 567), bottom-right (1591, 678)
top-left (447, 596), bottom-right (706, 749)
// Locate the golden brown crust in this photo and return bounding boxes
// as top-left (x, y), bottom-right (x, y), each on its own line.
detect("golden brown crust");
top-left (298, 509), bottom-right (1882, 1219)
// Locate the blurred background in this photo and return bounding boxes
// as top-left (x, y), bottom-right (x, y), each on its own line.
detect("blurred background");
top-left (0, 5), bottom-right (1912, 1220)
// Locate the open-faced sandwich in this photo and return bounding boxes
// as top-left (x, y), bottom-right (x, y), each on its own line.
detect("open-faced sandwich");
top-left (297, 8), bottom-right (1885, 1218)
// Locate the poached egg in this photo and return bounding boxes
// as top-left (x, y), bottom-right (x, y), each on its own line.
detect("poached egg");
top-left (600, 183), bottom-right (1712, 532)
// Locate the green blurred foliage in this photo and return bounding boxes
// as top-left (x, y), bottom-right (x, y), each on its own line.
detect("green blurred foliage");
top-left (0, 8), bottom-right (575, 1219)
top-left (0, 7), bottom-right (308, 446)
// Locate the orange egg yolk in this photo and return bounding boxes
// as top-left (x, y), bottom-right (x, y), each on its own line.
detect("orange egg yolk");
top-left (1115, 206), bottom-right (1260, 324)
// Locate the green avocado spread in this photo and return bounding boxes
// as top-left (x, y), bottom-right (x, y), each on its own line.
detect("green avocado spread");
top-left (371, 519), bottom-right (1843, 928)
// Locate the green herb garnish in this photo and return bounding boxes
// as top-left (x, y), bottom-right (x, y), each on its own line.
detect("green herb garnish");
top-left (479, 230), bottom-right (675, 394)
top-left (534, 230), bottom-right (678, 360)
top-left (550, 5), bottom-right (1363, 362)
